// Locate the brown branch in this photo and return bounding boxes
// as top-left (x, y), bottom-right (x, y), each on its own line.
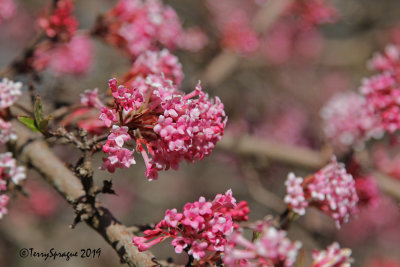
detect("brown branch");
top-left (12, 121), bottom-right (162, 267)
top-left (217, 133), bottom-right (400, 202)
top-left (201, 0), bottom-right (294, 86)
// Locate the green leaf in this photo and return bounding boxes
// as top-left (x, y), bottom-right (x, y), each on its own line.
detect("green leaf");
top-left (18, 116), bottom-right (40, 133)
top-left (38, 116), bottom-right (52, 133)
top-left (34, 95), bottom-right (44, 126)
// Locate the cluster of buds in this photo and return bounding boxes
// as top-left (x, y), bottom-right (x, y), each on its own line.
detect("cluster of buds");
top-left (284, 157), bottom-right (359, 228)
top-left (133, 190), bottom-right (249, 263)
top-left (37, 0), bottom-right (78, 42)
top-left (0, 152), bottom-right (26, 219)
top-left (311, 242), bottom-right (353, 267)
top-left (223, 223), bottom-right (302, 267)
top-left (360, 44), bottom-right (400, 134)
top-left (321, 92), bottom-right (383, 152)
top-left (100, 75), bottom-right (226, 179)
top-left (0, 118), bottom-right (16, 145)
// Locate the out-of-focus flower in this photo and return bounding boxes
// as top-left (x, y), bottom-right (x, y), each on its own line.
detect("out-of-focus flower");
top-left (0, 0), bottom-right (16, 23)
top-left (284, 157), bottom-right (358, 228)
top-left (311, 242), bottom-right (352, 267)
top-left (180, 27), bottom-right (209, 53)
top-left (100, 77), bottom-right (226, 179)
top-left (37, 0), bottom-right (78, 42)
top-left (0, 194), bottom-right (9, 219)
top-left (0, 118), bottom-right (16, 145)
top-left (224, 223), bottom-right (301, 267)
top-left (99, 0), bottom-right (184, 58)
top-left (0, 78), bottom-right (22, 109)
top-left (123, 49), bottom-right (183, 87)
top-left (33, 35), bottom-right (93, 76)
top-left (80, 88), bottom-right (104, 109)
top-left (321, 92), bottom-right (383, 152)
top-left (133, 190), bottom-right (249, 263)
top-left (287, 0), bottom-right (339, 28)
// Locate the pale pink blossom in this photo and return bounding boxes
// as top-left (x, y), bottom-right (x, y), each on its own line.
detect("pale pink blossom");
top-left (321, 92), bottom-right (383, 152)
top-left (133, 190), bottom-right (249, 263)
top-left (0, 152), bottom-right (26, 185)
top-left (0, 78), bottom-right (22, 109)
top-left (180, 27), bottom-right (209, 52)
top-left (0, 194), bottom-right (9, 219)
top-left (125, 49), bottom-right (183, 86)
top-left (311, 242), bottom-right (352, 267)
top-left (224, 224), bottom-right (301, 267)
top-left (0, 118), bottom-right (16, 145)
top-left (0, 0), bottom-right (16, 23)
top-left (80, 88), bottom-right (104, 109)
top-left (284, 173), bottom-right (307, 216)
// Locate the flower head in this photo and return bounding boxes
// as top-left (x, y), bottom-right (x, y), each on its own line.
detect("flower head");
top-left (133, 190), bottom-right (249, 263)
top-left (284, 157), bottom-right (358, 228)
top-left (0, 78), bottom-right (22, 109)
top-left (312, 242), bottom-right (353, 267)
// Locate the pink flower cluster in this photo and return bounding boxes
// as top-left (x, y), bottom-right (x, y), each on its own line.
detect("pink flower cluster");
top-left (133, 190), bottom-right (249, 263)
top-left (100, 77), bottom-right (226, 179)
top-left (206, 0), bottom-right (259, 55)
top-left (0, 194), bottom-right (9, 219)
top-left (0, 78), bottom-right (22, 109)
top-left (0, 152), bottom-right (26, 220)
top-left (80, 88), bottom-right (104, 109)
top-left (102, 0), bottom-right (185, 58)
top-left (311, 242), bottom-right (352, 267)
top-left (360, 44), bottom-right (400, 134)
top-left (288, 0), bottom-right (339, 28)
top-left (32, 34), bottom-right (93, 76)
top-left (0, 118), bottom-right (16, 145)
top-left (224, 224), bottom-right (302, 267)
top-left (284, 157), bottom-right (359, 228)
top-left (123, 49), bottom-right (183, 87)
top-left (321, 92), bottom-right (383, 152)
top-left (0, 0), bottom-right (16, 23)
top-left (37, 0), bottom-right (78, 42)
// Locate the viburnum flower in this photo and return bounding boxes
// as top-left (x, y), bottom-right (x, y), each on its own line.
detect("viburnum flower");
top-left (0, 194), bottom-right (9, 219)
top-left (0, 152), bottom-right (26, 185)
top-left (311, 242), bottom-right (353, 267)
top-left (122, 49), bottom-right (184, 87)
top-left (133, 190), bottom-right (249, 264)
top-left (223, 224), bottom-right (302, 267)
top-left (32, 34), bottom-right (93, 76)
top-left (100, 76), bottom-right (226, 179)
top-left (321, 92), bottom-right (383, 152)
top-left (284, 157), bottom-right (359, 228)
top-left (80, 88), bottom-right (104, 109)
top-left (0, 0), bottom-right (16, 23)
top-left (180, 27), bottom-right (209, 53)
top-left (0, 78), bottom-right (22, 109)
top-left (287, 0), bottom-right (339, 28)
top-left (37, 0), bottom-right (78, 42)
top-left (98, 0), bottom-right (185, 58)
top-left (0, 118), bottom-right (16, 145)
top-left (360, 44), bottom-right (400, 134)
